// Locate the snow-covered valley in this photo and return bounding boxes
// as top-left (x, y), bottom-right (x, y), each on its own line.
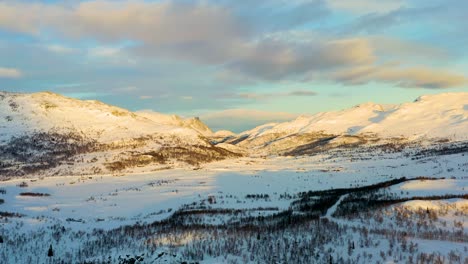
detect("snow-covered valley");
top-left (1, 149), bottom-right (466, 263)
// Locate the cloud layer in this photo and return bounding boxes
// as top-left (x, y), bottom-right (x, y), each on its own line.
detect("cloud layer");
top-left (333, 65), bottom-right (467, 89)
top-left (0, 0), bottom-right (466, 90)
top-left (0, 67), bottom-right (22, 78)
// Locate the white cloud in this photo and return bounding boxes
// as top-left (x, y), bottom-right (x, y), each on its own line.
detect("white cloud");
top-left (0, 67), bottom-right (22, 78)
top-left (88, 46), bottom-right (121, 58)
top-left (46, 44), bottom-right (76, 54)
top-left (87, 45), bottom-right (136, 65)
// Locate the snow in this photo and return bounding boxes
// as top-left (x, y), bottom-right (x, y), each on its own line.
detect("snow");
top-left (389, 179), bottom-right (467, 197)
top-left (400, 179), bottom-right (462, 191)
top-left (0, 91), bottom-right (205, 144)
top-left (238, 92), bottom-right (468, 142)
top-left (400, 199), bottom-right (468, 211)
top-left (0, 91), bottom-right (467, 263)
top-left (213, 130), bottom-right (236, 137)
top-left (137, 110), bottom-right (214, 136)
top-left (361, 93), bottom-right (468, 139)
top-left (1, 150), bottom-right (466, 232)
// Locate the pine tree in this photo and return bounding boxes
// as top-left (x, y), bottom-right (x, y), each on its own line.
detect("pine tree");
top-left (48, 244), bottom-right (54, 258)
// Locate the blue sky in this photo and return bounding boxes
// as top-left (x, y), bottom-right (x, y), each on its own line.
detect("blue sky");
top-left (0, 0), bottom-right (467, 132)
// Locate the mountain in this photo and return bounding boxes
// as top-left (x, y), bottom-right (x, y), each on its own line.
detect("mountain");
top-left (136, 111), bottom-right (213, 136)
top-left (0, 91), bottom-right (240, 178)
top-left (214, 130), bottom-right (236, 137)
top-left (225, 93), bottom-right (468, 155)
top-left (1, 91), bottom-right (466, 178)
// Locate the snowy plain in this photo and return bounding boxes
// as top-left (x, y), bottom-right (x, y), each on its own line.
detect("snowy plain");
top-left (0, 150), bottom-right (466, 263)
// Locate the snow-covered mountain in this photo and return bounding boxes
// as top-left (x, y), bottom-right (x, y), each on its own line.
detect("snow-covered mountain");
top-left (227, 93), bottom-right (468, 154)
top-left (0, 91), bottom-right (239, 177)
top-left (0, 91), bottom-right (199, 143)
top-left (136, 110), bottom-right (213, 136)
top-left (213, 130), bottom-right (236, 138)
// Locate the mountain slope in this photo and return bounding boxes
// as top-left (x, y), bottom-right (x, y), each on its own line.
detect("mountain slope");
top-left (359, 93), bottom-right (467, 139)
top-left (0, 91), bottom-right (239, 178)
top-left (0, 91), bottom-right (205, 143)
top-left (226, 93), bottom-right (468, 154)
top-left (136, 111), bottom-right (213, 136)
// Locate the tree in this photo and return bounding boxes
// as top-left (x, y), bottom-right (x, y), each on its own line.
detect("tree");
top-left (48, 244), bottom-right (54, 258)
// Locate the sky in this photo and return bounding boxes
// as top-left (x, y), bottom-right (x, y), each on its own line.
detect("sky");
top-left (0, 0), bottom-right (467, 132)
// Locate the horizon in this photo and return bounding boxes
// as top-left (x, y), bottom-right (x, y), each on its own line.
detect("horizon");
top-left (1, 0), bottom-right (467, 132)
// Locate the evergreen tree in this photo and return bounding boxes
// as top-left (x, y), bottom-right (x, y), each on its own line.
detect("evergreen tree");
top-left (48, 244), bottom-right (54, 258)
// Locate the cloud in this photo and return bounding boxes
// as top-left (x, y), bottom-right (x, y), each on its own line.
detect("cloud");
top-left (201, 109), bottom-right (300, 132)
top-left (87, 45), bottom-right (137, 65)
top-left (139, 95), bottom-right (153, 100)
top-left (0, 0), bottom-right (466, 92)
top-left (326, 0), bottom-right (405, 14)
top-left (236, 90), bottom-right (317, 100)
top-left (62, 92), bottom-right (108, 99)
top-left (0, 0), bottom-right (249, 64)
top-left (226, 37), bottom-right (376, 80)
top-left (45, 44), bottom-right (76, 54)
top-left (224, 0), bottom-right (330, 32)
top-left (375, 68), bottom-right (467, 89)
top-left (116, 86), bottom-right (138, 93)
top-left (288, 90), bottom-right (318, 96)
top-left (0, 67), bottom-right (22, 78)
top-left (369, 36), bottom-right (450, 62)
top-left (88, 46), bottom-right (122, 58)
top-left (344, 4), bottom-right (457, 34)
top-left (0, 1), bottom-right (373, 79)
top-left (332, 65), bottom-right (467, 89)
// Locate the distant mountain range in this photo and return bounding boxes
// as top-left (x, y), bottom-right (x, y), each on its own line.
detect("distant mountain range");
top-left (1, 91), bottom-right (466, 177)
top-left (227, 92), bottom-right (468, 155)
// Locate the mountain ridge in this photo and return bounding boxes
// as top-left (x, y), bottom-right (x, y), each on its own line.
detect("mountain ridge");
top-left (235, 92), bottom-right (467, 140)
top-left (0, 91), bottom-right (240, 178)
top-left (223, 92), bottom-right (467, 155)
top-left (1, 91), bottom-right (466, 177)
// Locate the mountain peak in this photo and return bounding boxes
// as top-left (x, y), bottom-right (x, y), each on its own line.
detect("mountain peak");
top-left (214, 130), bottom-right (236, 137)
top-left (353, 102), bottom-right (384, 111)
top-left (414, 92), bottom-right (467, 103)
